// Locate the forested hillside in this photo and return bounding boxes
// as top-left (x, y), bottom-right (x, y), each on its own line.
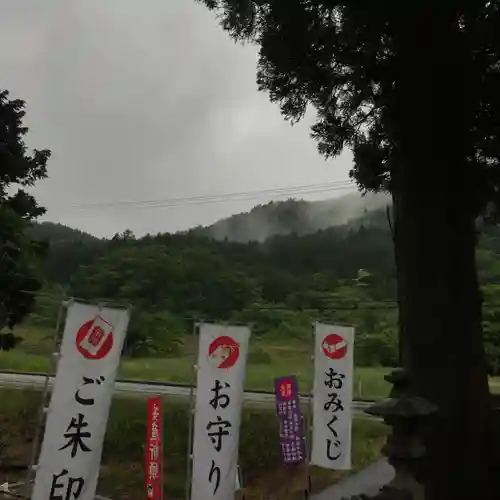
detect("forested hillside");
top-left (194, 192), bottom-right (390, 242)
top-left (24, 199), bottom-right (500, 374)
top-left (28, 221), bottom-right (98, 243)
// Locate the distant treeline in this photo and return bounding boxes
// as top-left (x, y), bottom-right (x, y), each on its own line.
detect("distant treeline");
top-left (27, 204), bottom-right (500, 373)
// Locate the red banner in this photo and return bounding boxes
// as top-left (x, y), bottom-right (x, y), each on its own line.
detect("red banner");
top-left (146, 397), bottom-right (163, 500)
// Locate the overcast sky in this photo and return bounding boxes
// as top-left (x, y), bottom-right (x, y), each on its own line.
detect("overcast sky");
top-left (0, 0), bottom-right (354, 238)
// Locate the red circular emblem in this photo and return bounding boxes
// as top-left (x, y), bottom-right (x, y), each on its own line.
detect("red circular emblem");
top-left (76, 316), bottom-right (114, 360)
top-left (278, 378), bottom-right (294, 401)
top-left (322, 333), bottom-right (348, 360)
top-left (208, 335), bottom-right (240, 369)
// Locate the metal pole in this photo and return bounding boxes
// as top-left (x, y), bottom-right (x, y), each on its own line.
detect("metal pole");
top-left (184, 319), bottom-right (199, 500)
top-left (25, 297), bottom-right (68, 487)
top-left (304, 321), bottom-right (316, 499)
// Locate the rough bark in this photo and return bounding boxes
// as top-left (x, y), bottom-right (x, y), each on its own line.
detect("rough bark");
top-left (392, 186), bottom-right (498, 500)
top-left (389, 6), bottom-right (500, 499)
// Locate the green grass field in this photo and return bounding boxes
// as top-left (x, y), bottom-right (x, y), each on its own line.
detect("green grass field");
top-left (2, 325), bottom-right (500, 400)
top-left (0, 326), bottom-right (392, 399)
top-left (0, 388), bottom-right (387, 499)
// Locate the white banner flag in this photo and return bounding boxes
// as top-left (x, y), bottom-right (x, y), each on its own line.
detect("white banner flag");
top-left (32, 301), bottom-right (129, 500)
top-left (311, 323), bottom-right (354, 470)
top-left (190, 323), bottom-right (250, 500)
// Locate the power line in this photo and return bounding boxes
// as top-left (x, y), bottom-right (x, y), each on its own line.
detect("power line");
top-left (71, 180), bottom-right (353, 208)
top-left (67, 180), bottom-right (355, 212)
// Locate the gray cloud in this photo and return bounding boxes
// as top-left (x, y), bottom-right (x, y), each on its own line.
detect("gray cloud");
top-left (0, 0), bottom-right (353, 238)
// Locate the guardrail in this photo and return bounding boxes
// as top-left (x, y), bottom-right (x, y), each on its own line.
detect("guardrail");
top-left (0, 369), bottom-right (378, 404)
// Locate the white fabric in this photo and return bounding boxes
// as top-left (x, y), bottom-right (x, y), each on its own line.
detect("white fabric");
top-left (311, 323), bottom-right (354, 470)
top-left (190, 323), bottom-right (250, 500)
top-left (32, 302), bottom-right (129, 500)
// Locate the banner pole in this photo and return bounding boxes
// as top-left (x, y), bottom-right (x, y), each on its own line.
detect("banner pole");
top-left (25, 297), bottom-right (68, 488)
top-left (304, 321), bottom-right (316, 499)
top-left (184, 319), bottom-right (199, 500)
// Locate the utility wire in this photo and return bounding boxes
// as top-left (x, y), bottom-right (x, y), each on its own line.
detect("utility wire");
top-left (66, 180), bottom-right (355, 212)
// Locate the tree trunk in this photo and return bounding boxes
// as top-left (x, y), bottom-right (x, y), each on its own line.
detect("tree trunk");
top-left (389, 6), bottom-right (500, 499)
top-left (392, 185), bottom-right (499, 500)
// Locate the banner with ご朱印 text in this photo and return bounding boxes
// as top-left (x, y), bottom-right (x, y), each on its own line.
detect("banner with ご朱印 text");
top-left (32, 301), bottom-right (129, 500)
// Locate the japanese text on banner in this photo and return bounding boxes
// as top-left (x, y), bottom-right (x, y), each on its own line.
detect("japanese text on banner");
top-left (31, 302), bottom-right (129, 500)
top-left (190, 324), bottom-right (250, 500)
top-left (310, 323), bottom-right (354, 471)
top-left (146, 398), bottom-right (163, 500)
top-left (274, 376), bottom-right (305, 464)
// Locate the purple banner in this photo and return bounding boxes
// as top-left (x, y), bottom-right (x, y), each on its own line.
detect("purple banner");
top-left (274, 375), bottom-right (305, 464)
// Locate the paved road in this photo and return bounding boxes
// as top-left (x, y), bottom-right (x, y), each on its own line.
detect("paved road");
top-left (311, 459), bottom-right (394, 499)
top-left (0, 371), bottom-right (375, 416)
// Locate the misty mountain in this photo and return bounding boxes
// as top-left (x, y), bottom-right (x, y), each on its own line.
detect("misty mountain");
top-left (193, 192), bottom-right (390, 242)
top-left (27, 192), bottom-right (390, 247)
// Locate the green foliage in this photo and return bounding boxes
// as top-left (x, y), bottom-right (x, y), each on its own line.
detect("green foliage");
top-left (54, 213), bottom-right (398, 358)
top-left (25, 283), bottom-right (66, 328)
top-left (0, 89), bottom-right (50, 348)
top-left (192, 5), bottom-right (500, 493)
top-left (126, 309), bottom-right (186, 357)
top-left (355, 331), bottom-right (398, 368)
top-left (20, 200), bottom-right (500, 366)
top-left (193, 194), bottom-right (389, 242)
top-left (29, 221), bottom-right (98, 244)
top-left (0, 332), bottom-right (22, 351)
top-left (482, 284), bottom-right (500, 375)
top-left (197, 1), bottom-right (500, 204)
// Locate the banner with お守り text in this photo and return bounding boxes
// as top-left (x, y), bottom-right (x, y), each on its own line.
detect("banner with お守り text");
top-left (190, 323), bottom-right (250, 500)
